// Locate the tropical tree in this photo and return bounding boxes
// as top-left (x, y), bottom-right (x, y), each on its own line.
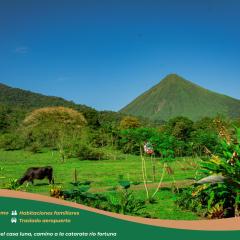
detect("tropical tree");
top-left (119, 116), bottom-right (141, 130)
top-left (166, 116), bottom-right (193, 141)
top-left (190, 129), bottom-right (219, 156)
top-left (22, 106), bottom-right (87, 161)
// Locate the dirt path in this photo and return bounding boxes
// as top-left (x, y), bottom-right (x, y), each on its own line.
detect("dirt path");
top-left (91, 179), bottom-right (194, 193)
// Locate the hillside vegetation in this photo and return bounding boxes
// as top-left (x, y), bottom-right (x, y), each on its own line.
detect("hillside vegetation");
top-left (0, 82), bottom-right (125, 128)
top-left (0, 82), bottom-right (78, 109)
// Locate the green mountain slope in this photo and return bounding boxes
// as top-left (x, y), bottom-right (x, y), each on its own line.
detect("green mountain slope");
top-left (120, 74), bottom-right (240, 121)
top-left (0, 82), bottom-right (125, 127)
top-left (0, 82), bottom-right (78, 109)
top-left (0, 82), bottom-right (102, 125)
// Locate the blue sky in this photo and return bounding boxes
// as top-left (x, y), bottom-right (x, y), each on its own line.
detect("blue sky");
top-left (0, 0), bottom-right (240, 111)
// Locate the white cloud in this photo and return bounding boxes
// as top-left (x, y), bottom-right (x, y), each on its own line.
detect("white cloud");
top-left (14, 46), bottom-right (29, 54)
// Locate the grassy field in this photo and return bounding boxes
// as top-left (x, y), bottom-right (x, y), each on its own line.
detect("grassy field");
top-left (0, 149), bottom-right (200, 220)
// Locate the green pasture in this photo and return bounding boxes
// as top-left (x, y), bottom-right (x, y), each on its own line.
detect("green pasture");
top-left (0, 149), bottom-right (200, 220)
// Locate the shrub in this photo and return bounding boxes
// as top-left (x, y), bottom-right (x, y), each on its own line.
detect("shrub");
top-left (0, 133), bottom-right (25, 150)
top-left (107, 180), bottom-right (146, 215)
top-left (51, 179), bottom-right (146, 216)
top-left (69, 142), bottom-right (107, 160)
top-left (6, 178), bottom-right (22, 190)
top-left (177, 128), bottom-right (240, 219)
top-left (26, 142), bottom-right (42, 153)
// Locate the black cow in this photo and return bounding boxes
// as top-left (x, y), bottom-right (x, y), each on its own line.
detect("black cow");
top-left (18, 166), bottom-right (54, 185)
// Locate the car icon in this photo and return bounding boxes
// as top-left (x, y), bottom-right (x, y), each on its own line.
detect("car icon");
top-left (11, 217), bottom-right (17, 223)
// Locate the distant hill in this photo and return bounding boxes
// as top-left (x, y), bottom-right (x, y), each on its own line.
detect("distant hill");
top-left (120, 74), bottom-right (240, 121)
top-left (0, 82), bottom-right (80, 109)
top-left (0, 82), bottom-right (125, 127)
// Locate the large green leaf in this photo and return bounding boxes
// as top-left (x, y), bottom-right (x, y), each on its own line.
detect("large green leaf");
top-left (119, 180), bottom-right (131, 189)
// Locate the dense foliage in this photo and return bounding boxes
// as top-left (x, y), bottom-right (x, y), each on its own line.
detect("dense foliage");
top-left (0, 81), bottom-right (237, 162)
top-left (0, 101), bottom-right (230, 161)
top-left (118, 116), bottom-right (221, 158)
top-left (50, 180), bottom-right (146, 216)
top-left (177, 128), bottom-right (240, 218)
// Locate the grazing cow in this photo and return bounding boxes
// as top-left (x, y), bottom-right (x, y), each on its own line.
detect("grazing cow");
top-left (18, 166), bottom-right (54, 185)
